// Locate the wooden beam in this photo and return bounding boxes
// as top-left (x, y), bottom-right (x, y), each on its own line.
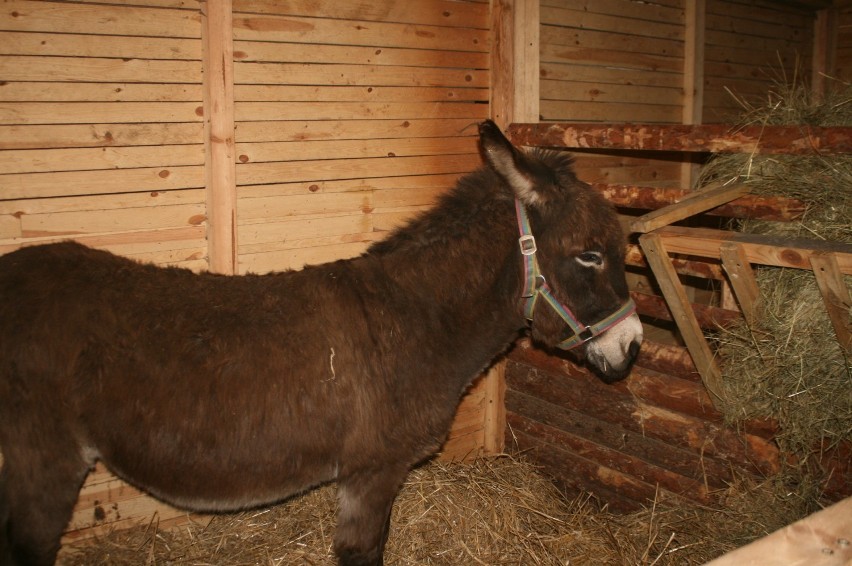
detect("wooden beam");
top-left (628, 182), bottom-right (749, 233)
top-left (596, 184), bottom-right (806, 222)
top-left (639, 233), bottom-right (726, 407)
top-left (653, 226), bottom-right (852, 274)
top-left (719, 243), bottom-right (762, 327)
top-left (810, 252), bottom-right (852, 352)
top-left (507, 123), bottom-right (852, 155)
top-left (681, 0), bottom-right (705, 189)
top-left (201, 0), bottom-right (237, 275)
top-left (812, 7), bottom-right (839, 101)
top-left (705, 496), bottom-right (852, 566)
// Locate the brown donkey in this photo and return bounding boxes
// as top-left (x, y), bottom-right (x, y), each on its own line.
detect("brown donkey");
top-left (0, 121), bottom-right (642, 566)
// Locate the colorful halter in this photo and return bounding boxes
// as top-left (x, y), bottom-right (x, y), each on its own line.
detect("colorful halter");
top-left (515, 199), bottom-right (637, 350)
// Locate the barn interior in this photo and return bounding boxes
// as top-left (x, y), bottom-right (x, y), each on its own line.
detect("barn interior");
top-left (1, 0), bottom-right (851, 563)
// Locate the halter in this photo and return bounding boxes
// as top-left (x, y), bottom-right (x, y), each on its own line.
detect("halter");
top-left (515, 199), bottom-right (637, 350)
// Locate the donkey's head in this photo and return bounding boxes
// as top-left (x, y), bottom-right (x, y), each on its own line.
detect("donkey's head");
top-left (480, 120), bottom-right (643, 382)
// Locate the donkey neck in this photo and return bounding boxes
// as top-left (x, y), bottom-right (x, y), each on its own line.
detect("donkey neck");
top-left (368, 182), bottom-right (525, 334)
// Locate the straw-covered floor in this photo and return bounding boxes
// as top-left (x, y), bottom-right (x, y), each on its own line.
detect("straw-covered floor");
top-left (60, 455), bottom-right (803, 566)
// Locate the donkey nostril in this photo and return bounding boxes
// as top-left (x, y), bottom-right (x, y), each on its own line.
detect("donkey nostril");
top-left (625, 340), bottom-right (641, 359)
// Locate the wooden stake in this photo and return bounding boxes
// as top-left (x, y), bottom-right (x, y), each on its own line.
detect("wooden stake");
top-left (810, 252), bottom-right (852, 352)
top-left (719, 242), bottom-right (761, 327)
top-left (628, 182), bottom-right (749, 234)
top-left (640, 233), bottom-right (725, 407)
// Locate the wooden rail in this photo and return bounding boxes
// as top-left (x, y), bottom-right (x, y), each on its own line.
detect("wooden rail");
top-left (508, 123), bottom-right (852, 155)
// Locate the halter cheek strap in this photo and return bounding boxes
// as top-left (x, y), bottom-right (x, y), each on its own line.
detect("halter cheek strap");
top-left (515, 199), bottom-right (637, 350)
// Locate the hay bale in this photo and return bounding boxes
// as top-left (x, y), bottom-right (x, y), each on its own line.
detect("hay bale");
top-left (697, 76), bottom-right (851, 503)
top-left (59, 455), bottom-right (795, 566)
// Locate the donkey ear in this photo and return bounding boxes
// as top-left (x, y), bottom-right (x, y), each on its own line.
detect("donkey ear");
top-left (478, 120), bottom-right (541, 205)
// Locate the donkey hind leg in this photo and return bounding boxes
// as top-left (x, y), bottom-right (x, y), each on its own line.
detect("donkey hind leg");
top-left (0, 448), bottom-right (91, 566)
top-left (334, 467), bottom-right (408, 566)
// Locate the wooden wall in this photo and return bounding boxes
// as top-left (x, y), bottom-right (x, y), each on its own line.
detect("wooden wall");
top-left (837, 2), bottom-right (852, 81)
top-left (704, 0), bottom-right (817, 122)
top-left (0, 0), bottom-right (208, 268)
top-left (230, 0), bottom-right (489, 274)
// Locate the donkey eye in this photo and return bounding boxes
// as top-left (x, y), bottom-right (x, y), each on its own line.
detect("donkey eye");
top-left (576, 251), bottom-right (603, 267)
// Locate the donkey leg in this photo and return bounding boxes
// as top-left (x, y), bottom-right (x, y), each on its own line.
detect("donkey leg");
top-left (333, 467), bottom-right (407, 566)
top-left (0, 449), bottom-right (90, 566)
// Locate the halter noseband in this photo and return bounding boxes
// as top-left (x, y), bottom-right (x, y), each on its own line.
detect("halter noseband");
top-left (515, 199), bottom-right (637, 350)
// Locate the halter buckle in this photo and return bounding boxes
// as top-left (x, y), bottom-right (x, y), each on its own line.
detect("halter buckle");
top-left (577, 326), bottom-right (595, 343)
top-left (519, 234), bottom-right (537, 255)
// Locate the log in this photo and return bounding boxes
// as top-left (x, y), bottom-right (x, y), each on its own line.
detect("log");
top-left (504, 354), bottom-right (780, 476)
top-left (508, 122), bottom-right (852, 155)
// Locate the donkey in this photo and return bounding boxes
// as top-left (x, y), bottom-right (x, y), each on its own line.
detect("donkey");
top-left (0, 120), bottom-right (642, 566)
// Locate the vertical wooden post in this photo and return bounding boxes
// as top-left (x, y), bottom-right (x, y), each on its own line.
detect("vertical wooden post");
top-left (513, 0), bottom-right (540, 124)
top-left (681, 0), bottom-right (705, 189)
top-left (810, 252), bottom-right (852, 352)
top-left (719, 242), bottom-right (761, 327)
top-left (490, 0), bottom-right (514, 129)
top-left (812, 7), bottom-right (838, 102)
top-left (201, 0), bottom-right (237, 274)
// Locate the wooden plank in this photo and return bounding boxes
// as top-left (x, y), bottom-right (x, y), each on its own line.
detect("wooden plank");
top-left (628, 182), bottom-right (750, 233)
top-left (0, 102), bottom-right (203, 125)
top-left (2, 166), bottom-right (204, 200)
top-left (0, 55), bottom-right (201, 83)
top-left (2, 1), bottom-right (201, 38)
top-left (232, 13), bottom-right (489, 52)
top-left (0, 31), bottom-right (200, 60)
top-left (539, 101), bottom-right (681, 124)
top-left (809, 253), bottom-right (852, 352)
top-left (0, 145), bottom-right (203, 174)
top-left (234, 85), bottom-right (488, 103)
top-left (234, 62), bottom-right (488, 88)
top-left (233, 40), bottom-right (488, 68)
top-left (482, 363), bottom-right (507, 455)
top-left (233, 0), bottom-right (490, 29)
top-left (0, 123), bottom-right (203, 149)
top-left (235, 118), bottom-right (481, 143)
top-left (0, 82), bottom-right (202, 103)
top-left (235, 137), bottom-right (477, 165)
top-left (235, 154), bottom-right (480, 187)
top-left (639, 233), bottom-right (726, 406)
top-left (235, 101), bottom-right (487, 121)
top-left (720, 243), bottom-right (762, 327)
top-left (202, 0), bottom-right (236, 274)
top-left (654, 226), bottom-right (852, 274)
top-left (507, 123), bottom-right (852, 155)
top-left (705, 497), bottom-right (852, 566)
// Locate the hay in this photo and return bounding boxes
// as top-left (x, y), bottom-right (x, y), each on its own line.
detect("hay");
top-left (697, 74), bottom-right (852, 492)
top-left (59, 455), bottom-right (796, 566)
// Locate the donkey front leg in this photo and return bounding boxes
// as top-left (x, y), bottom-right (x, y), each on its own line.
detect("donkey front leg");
top-left (334, 466), bottom-right (408, 566)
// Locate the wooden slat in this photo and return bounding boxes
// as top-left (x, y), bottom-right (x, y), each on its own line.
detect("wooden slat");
top-left (628, 182), bottom-right (750, 233)
top-left (653, 226), bottom-right (852, 274)
top-left (235, 119), bottom-right (481, 143)
top-left (810, 252), bottom-right (852, 352)
top-left (0, 31), bottom-right (200, 60)
top-left (234, 85), bottom-right (487, 103)
top-left (235, 101), bottom-right (487, 121)
top-left (507, 123), bottom-right (852, 155)
top-left (232, 14), bottom-right (489, 52)
top-left (233, 0), bottom-right (490, 29)
top-left (0, 123), bottom-right (203, 149)
top-left (235, 137), bottom-right (477, 164)
top-left (640, 232), bottom-right (726, 406)
top-left (234, 62), bottom-right (488, 88)
top-left (720, 243), bottom-right (762, 327)
top-left (2, 166), bottom-right (204, 199)
top-left (0, 82), bottom-right (202, 103)
top-left (3, 1), bottom-right (201, 38)
top-left (0, 102), bottom-right (203, 125)
top-left (0, 145), bottom-right (203, 174)
top-left (0, 55), bottom-right (201, 83)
